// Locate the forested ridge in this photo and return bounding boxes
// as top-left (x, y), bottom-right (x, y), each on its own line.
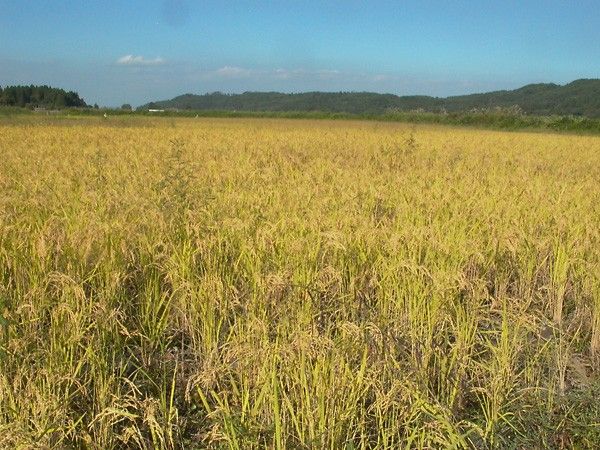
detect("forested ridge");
top-left (141, 79), bottom-right (600, 118)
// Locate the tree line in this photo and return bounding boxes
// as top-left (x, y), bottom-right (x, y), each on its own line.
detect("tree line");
top-left (0, 85), bottom-right (87, 108)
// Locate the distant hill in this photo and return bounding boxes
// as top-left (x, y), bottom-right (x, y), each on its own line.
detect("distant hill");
top-left (140, 79), bottom-right (600, 117)
top-left (0, 85), bottom-right (87, 109)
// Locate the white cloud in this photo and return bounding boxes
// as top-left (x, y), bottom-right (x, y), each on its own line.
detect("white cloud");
top-left (274, 68), bottom-right (291, 79)
top-left (215, 66), bottom-right (254, 77)
top-left (272, 68), bottom-right (340, 80)
top-left (117, 55), bottom-right (165, 66)
top-left (273, 68), bottom-right (306, 80)
top-left (373, 74), bottom-right (390, 82)
top-left (316, 69), bottom-right (340, 79)
top-left (318, 69), bottom-right (340, 74)
top-left (211, 66), bottom-right (341, 80)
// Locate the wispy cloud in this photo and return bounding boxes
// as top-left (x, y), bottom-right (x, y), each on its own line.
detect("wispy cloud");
top-left (117, 55), bottom-right (165, 66)
top-left (0, 56), bottom-right (533, 106)
top-left (215, 66), bottom-right (254, 77)
top-left (317, 69), bottom-right (340, 75)
top-left (211, 66), bottom-right (342, 81)
top-left (178, 65), bottom-right (504, 98)
top-left (373, 74), bottom-right (391, 82)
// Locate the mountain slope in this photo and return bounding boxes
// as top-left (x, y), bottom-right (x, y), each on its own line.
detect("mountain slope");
top-left (141, 79), bottom-right (600, 117)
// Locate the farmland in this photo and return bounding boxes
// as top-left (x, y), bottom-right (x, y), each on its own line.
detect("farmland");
top-left (1, 117), bottom-right (599, 448)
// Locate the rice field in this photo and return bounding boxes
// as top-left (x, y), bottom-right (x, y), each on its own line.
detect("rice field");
top-left (1, 117), bottom-right (599, 448)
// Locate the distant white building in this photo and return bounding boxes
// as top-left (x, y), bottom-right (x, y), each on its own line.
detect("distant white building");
top-left (148, 109), bottom-right (165, 113)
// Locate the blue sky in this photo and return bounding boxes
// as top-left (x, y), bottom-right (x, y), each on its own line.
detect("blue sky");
top-left (1, 0), bottom-right (599, 106)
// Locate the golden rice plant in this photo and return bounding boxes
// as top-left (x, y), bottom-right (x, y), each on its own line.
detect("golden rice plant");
top-left (0, 116), bottom-right (599, 448)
